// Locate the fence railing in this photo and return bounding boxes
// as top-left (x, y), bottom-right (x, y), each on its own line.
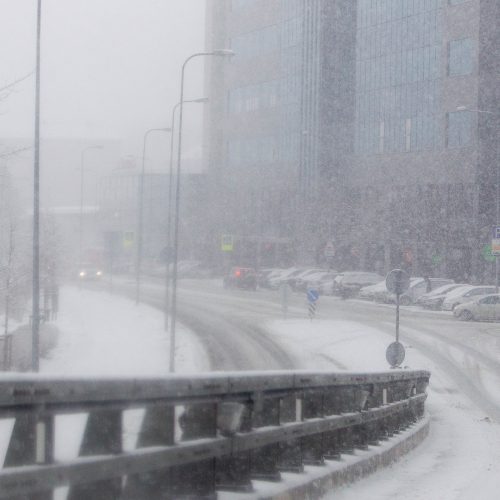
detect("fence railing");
top-left (0, 370), bottom-right (430, 499)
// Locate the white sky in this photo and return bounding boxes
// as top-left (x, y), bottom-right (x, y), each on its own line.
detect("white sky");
top-left (0, 0), bottom-right (207, 158)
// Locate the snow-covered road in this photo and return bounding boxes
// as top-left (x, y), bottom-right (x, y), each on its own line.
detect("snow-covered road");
top-left (44, 278), bottom-right (500, 498)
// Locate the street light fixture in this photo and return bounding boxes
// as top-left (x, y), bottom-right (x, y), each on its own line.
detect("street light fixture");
top-left (456, 106), bottom-right (499, 291)
top-left (136, 127), bottom-right (171, 305)
top-left (164, 97), bottom-right (209, 330)
top-left (79, 145), bottom-right (103, 273)
top-left (169, 50), bottom-right (234, 373)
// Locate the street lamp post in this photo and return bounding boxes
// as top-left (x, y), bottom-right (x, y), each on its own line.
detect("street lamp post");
top-left (169, 50), bottom-right (233, 373)
top-left (79, 146), bottom-right (103, 273)
top-left (135, 127), bottom-right (171, 305)
top-left (164, 97), bottom-right (208, 330)
top-left (32, 0), bottom-right (42, 372)
top-left (457, 106), bottom-right (499, 291)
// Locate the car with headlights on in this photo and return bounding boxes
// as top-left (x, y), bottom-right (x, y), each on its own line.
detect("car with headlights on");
top-left (78, 267), bottom-right (103, 281)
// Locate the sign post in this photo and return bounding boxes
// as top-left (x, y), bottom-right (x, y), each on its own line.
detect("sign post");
top-left (492, 226), bottom-right (500, 293)
top-left (324, 242), bottom-right (335, 269)
top-left (306, 289), bottom-right (319, 320)
top-left (385, 269), bottom-right (410, 367)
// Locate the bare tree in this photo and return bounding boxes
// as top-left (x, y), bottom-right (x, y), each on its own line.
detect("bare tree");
top-left (0, 72), bottom-right (34, 161)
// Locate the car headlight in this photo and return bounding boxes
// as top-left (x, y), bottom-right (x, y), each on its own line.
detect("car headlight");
top-left (96, 271), bottom-right (102, 276)
top-left (79, 271), bottom-right (86, 277)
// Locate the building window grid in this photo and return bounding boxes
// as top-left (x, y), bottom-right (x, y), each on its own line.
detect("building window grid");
top-left (355, 1), bottom-right (442, 154)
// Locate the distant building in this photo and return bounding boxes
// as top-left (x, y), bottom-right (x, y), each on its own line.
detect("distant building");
top-left (97, 171), bottom-right (210, 271)
top-left (204, 0), bottom-right (499, 281)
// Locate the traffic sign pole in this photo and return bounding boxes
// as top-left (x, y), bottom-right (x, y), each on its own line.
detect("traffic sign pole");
top-left (396, 292), bottom-right (400, 343)
top-left (306, 289), bottom-right (319, 320)
top-left (385, 269), bottom-right (410, 367)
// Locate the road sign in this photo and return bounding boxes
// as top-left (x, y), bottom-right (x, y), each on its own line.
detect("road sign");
top-left (431, 254), bottom-right (442, 265)
top-left (221, 234), bottom-right (234, 252)
top-left (482, 244), bottom-right (496, 262)
top-left (492, 239), bottom-right (500, 256)
top-left (385, 269), bottom-right (410, 295)
top-left (306, 289), bottom-right (319, 303)
top-left (493, 226), bottom-right (500, 239)
top-left (386, 341), bottom-right (405, 368)
top-left (123, 231), bottom-right (134, 248)
top-left (324, 242), bottom-right (335, 258)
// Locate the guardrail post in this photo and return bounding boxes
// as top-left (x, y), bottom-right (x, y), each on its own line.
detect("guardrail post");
top-left (249, 394), bottom-right (281, 482)
top-left (123, 403), bottom-right (175, 499)
top-left (278, 392), bottom-right (304, 473)
top-left (337, 386), bottom-right (355, 454)
top-left (216, 401), bottom-right (254, 492)
top-left (5, 413), bottom-right (54, 500)
top-left (301, 389), bottom-right (325, 465)
top-left (68, 409), bottom-right (123, 500)
top-left (172, 403), bottom-right (217, 499)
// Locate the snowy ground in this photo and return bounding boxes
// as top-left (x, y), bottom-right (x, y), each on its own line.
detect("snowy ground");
top-left (267, 319), bottom-right (500, 500)
top-left (40, 286), bottom-right (209, 375)
top-left (2, 283), bottom-right (500, 499)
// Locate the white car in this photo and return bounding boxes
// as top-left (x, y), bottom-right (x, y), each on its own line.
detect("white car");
top-left (454, 294), bottom-right (500, 321)
top-left (441, 285), bottom-right (497, 311)
top-left (359, 280), bottom-right (387, 300)
top-left (384, 277), bottom-right (455, 305)
top-left (416, 283), bottom-right (467, 309)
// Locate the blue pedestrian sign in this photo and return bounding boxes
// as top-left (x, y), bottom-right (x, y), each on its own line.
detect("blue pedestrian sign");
top-left (307, 289), bottom-right (319, 303)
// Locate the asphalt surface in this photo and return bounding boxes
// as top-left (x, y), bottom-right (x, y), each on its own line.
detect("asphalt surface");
top-left (80, 276), bottom-right (500, 422)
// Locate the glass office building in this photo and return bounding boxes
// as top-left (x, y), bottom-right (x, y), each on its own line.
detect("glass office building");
top-left (205, 0), bottom-right (499, 278)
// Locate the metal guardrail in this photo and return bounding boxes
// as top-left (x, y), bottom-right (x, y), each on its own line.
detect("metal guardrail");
top-left (0, 370), bottom-right (429, 499)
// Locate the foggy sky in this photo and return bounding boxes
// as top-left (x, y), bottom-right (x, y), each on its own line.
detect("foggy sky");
top-left (0, 0), bottom-right (206, 159)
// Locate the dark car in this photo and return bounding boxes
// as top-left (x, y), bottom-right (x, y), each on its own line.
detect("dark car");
top-left (223, 267), bottom-right (257, 290)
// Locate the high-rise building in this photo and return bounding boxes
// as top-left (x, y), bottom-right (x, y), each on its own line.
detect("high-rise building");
top-left (204, 0), bottom-right (499, 281)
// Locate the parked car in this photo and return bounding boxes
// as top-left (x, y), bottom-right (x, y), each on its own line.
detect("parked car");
top-left (256, 268), bottom-right (279, 288)
top-left (333, 272), bottom-right (384, 298)
top-left (453, 294), bottom-right (500, 321)
top-left (359, 280), bottom-right (388, 300)
top-left (267, 267), bottom-right (309, 289)
top-left (293, 269), bottom-right (332, 292)
top-left (383, 277), bottom-right (455, 305)
top-left (301, 271), bottom-right (338, 295)
top-left (442, 285), bottom-right (497, 311)
top-left (416, 283), bottom-right (467, 310)
top-left (223, 267), bottom-right (257, 290)
top-left (257, 268), bottom-right (286, 288)
top-left (288, 268), bottom-right (326, 291)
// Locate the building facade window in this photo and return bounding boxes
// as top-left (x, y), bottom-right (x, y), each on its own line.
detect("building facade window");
top-left (447, 111), bottom-right (473, 148)
top-left (231, 0), bottom-right (256, 12)
top-left (448, 38), bottom-right (474, 76)
top-left (355, 0), bottom-right (443, 155)
top-left (230, 25), bottom-right (280, 61)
